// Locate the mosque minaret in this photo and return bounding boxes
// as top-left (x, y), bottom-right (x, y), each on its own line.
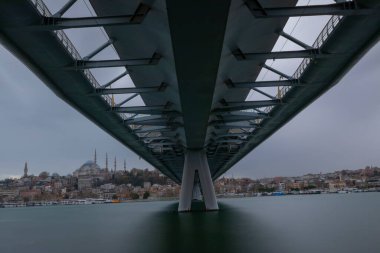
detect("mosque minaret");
top-left (23, 162), bottom-right (28, 178)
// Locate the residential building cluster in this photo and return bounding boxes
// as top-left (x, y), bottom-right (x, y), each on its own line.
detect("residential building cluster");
top-left (0, 151), bottom-right (180, 204)
top-left (1, 150), bottom-right (379, 204)
top-left (214, 166), bottom-right (380, 196)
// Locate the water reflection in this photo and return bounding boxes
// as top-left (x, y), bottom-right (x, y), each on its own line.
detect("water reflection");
top-left (2, 194), bottom-right (379, 253)
top-left (132, 202), bottom-right (283, 253)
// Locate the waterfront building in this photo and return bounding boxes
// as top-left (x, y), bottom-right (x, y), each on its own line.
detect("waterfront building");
top-left (100, 183), bottom-right (116, 191)
top-left (0, 189), bottom-right (19, 200)
top-left (278, 182), bottom-right (286, 192)
top-left (19, 189), bottom-right (41, 200)
top-left (367, 177), bottom-right (380, 187)
top-left (144, 182), bottom-right (151, 189)
top-left (328, 181), bottom-right (347, 191)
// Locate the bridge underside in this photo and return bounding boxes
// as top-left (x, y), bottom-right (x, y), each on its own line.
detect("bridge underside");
top-left (0, 0), bottom-right (379, 210)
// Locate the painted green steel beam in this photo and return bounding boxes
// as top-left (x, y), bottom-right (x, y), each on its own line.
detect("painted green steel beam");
top-left (278, 30), bottom-right (313, 50)
top-left (214, 99), bottom-right (281, 112)
top-left (116, 94), bottom-right (138, 107)
top-left (245, 1), bottom-right (379, 18)
top-left (133, 127), bottom-right (175, 134)
top-left (95, 83), bottom-right (167, 95)
top-left (225, 78), bottom-right (302, 88)
top-left (234, 48), bottom-right (328, 60)
top-left (217, 114), bottom-right (269, 123)
top-left (101, 71), bottom-right (128, 88)
top-left (211, 124), bottom-right (258, 129)
top-left (69, 53), bottom-right (160, 69)
top-left (52, 0), bottom-right (77, 18)
top-left (39, 3), bottom-right (150, 30)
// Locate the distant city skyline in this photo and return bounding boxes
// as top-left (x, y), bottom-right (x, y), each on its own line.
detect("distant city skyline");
top-left (0, 148), bottom-right (149, 179)
top-left (3, 156), bottom-right (379, 182)
top-left (2, 155), bottom-right (379, 182)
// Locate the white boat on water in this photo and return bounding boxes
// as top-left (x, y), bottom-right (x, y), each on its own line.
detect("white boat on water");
top-left (86, 198), bottom-right (107, 204)
top-left (2, 203), bottom-right (16, 208)
top-left (76, 199), bottom-right (92, 205)
top-left (2, 203), bottom-right (26, 208)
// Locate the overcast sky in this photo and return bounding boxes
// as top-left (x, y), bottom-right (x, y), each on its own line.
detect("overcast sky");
top-left (0, 0), bottom-right (379, 179)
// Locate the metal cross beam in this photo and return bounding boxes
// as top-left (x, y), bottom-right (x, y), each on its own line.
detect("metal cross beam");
top-left (101, 71), bottom-right (128, 88)
top-left (262, 64), bottom-right (293, 80)
top-left (114, 100), bottom-right (172, 112)
top-left (84, 39), bottom-right (114, 60)
top-left (216, 113), bottom-right (269, 123)
top-left (125, 115), bottom-right (171, 124)
top-left (113, 106), bottom-right (172, 115)
top-left (212, 124), bottom-right (258, 129)
top-left (123, 109), bottom-right (178, 116)
top-left (41, 15), bottom-right (139, 30)
top-left (245, 1), bottom-right (379, 18)
top-left (116, 94), bottom-right (138, 107)
top-left (126, 119), bottom-right (171, 126)
top-left (148, 142), bottom-right (177, 147)
top-left (41, 3), bottom-right (150, 30)
top-left (125, 115), bottom-right (181, 126)
top-left (52, 0), bottom-right (77, 18)
top-left (252, 87), bottom-right (277, 100)
top-left (215, 99), bottom-right (281, 112)
top-left (95, 83), bottom-right (167, 95)
top-left (225, 78), bottom-right (302, 88)
top-left (278, 30), bottom-right (313, 50)
top-left (216, 133), bottom-right (250, 138)
top-left (71, 53), bottom-right (160, 69)
top-left (134, 127), bottom-right (175, 134)
top-left (141, 136), bottom-right (176, 142)
top-left (113, 105), bottom-right (166, 112)
top-left (215, 139), bottom-right (247, 144)
top-left (159, 157), bottom-right (182, 161)
top-left (215, 111), bottom-right (265, 117)
top-left (234, 49), bottom-right (327, 60)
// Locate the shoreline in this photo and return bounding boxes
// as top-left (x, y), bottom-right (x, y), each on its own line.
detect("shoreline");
top-left (1, 190), bottom-right (379, 209)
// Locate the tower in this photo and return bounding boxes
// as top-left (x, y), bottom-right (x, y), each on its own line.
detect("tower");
top-left (105, 152), bottom-right (108, 172)
top-left (114, 156), bottom-right (117, 173)
top-left (124, 159), bottom-right (126, 172)
top-left (94, 149), bottom-right (97, 164)
top-left (23, 162), bottom-right (28, 178)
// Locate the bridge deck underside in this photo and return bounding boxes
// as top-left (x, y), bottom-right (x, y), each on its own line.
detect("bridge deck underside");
top-left (0, 0), bottom-right (181, 182)
top-left (0, 0), bottom-right (379, 182)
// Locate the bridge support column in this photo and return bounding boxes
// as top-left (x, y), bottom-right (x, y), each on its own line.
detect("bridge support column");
top-left (192, 181), bottom-right (202, 201)
top-left (178, 150), bottom-right (219, 212)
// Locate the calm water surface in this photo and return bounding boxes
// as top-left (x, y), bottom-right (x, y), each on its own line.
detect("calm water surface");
top-left (1, 193), bottom-right (379, 253)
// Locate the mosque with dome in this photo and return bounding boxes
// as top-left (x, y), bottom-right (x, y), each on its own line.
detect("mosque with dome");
top-left (73, 150), bottom-right (116, 191)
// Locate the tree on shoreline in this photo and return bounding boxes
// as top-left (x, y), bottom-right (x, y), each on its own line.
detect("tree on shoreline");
top-left (143, 191), bottom-right (150, 199)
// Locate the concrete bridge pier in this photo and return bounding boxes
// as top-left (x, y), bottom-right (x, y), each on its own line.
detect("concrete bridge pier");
top-left (178, 150), bottom-right (219, 212)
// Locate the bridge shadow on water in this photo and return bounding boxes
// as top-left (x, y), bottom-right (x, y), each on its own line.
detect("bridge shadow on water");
top-left (131, 202), bottom-right (283, 253)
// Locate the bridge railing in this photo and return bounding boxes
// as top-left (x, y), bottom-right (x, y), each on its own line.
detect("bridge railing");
top-left (276, 15), bottom-right (343, 101)
top-left (247, 16), bottom-right (343, 126)
top-left (29, 0), bottom-right (127, 121)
